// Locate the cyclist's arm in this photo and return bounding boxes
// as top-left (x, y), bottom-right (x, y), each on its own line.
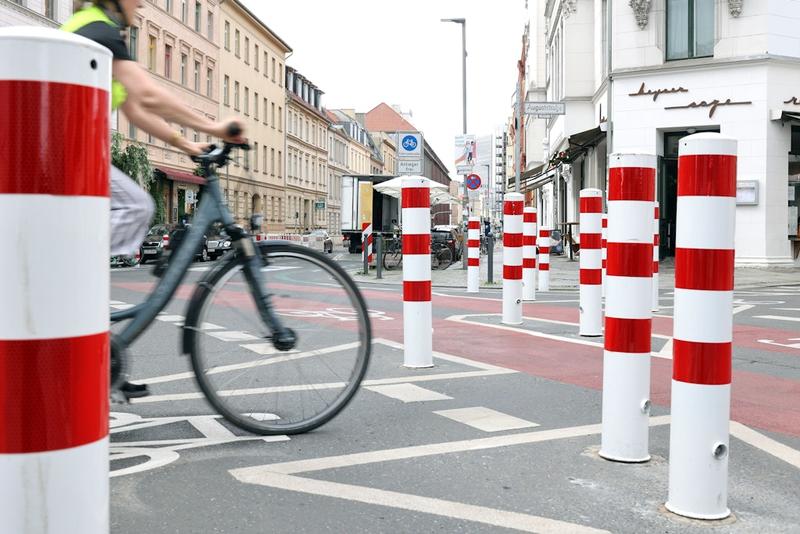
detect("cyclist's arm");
top-left (121, 97), bottom-right (203, 154)
top-left (113, 59), bottom-right (236, 139)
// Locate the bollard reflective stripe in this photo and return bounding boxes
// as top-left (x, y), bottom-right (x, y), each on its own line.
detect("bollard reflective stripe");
top-left (402, 178), bottom-right (433, 368)
top-left (537, 228), bottom-right (551, 291)
top-left (666, 133), bottom-right (737, 520)
top-left (579, 189), bottom-right (603, 336)
top-left (652, 203), bottom-right (660, 312)
top-left (601, 214), bottom-right (608, 298)
top-left (362, 222), bottom-right (373, 265)
top-left (600, 153), bottom-right (655, 464)
top-left (522, 208), bottom-right (537, 302)
top-left (0, 27), bottom-right (111, 533)
top-left (502, 194), bottom-right (524, 325)
top-left (467, 217), bottom-right (480, 293)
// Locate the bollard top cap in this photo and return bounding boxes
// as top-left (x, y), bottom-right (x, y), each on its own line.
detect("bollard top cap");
top-left (0, 26), bottom-right (112, 56)
top-left (679, 133), bottom-right (737, 157)
top-left (579, 188), bottom-right (603, 198)
top-left (609, 153), bottom-right (657, 169)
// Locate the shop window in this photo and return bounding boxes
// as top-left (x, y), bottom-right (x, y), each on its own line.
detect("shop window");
top-left (666, 0), bottom-right (714, 60)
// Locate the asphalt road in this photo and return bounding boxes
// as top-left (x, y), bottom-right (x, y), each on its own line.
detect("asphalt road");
top-left (109, 252), bottom-right (800, 533)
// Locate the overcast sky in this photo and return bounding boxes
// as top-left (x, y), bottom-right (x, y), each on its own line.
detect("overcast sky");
top-left (242, 0), bottom-right (529, 180)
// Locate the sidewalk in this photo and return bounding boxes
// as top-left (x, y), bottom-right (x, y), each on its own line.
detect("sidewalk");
top-left (353, 246), bottom-right (800, 290)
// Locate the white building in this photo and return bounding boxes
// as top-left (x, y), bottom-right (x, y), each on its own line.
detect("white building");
top-left (0, 0), bottom-right (70, 28)
top-left (524, 0), bottom-right (800, 265)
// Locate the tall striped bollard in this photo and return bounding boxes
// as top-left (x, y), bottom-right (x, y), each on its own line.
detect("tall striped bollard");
top-left (0, 27), bottom-right (111, 532)
top-left (467, 217), bottom-right (480, 293)
top-left (601, 214), bottom-right (607, 298)
top-left (579, 189), bottom-right (603, 336)
top-left (652, 202), bottom-right (660, 312)
top-left (600, 154), bottom-right (656, 463)
top-left (502, 193), bottom-right (524, 325)
top-left (362, 222), bottom-right (373, 266)
top-left (666, 134), bottom-right (737, 519)
top-left (402, 177), bottom-right (433, 368)
top-left (522, 208), bottom-right (537, 301)
top-left (537, 228), bottom-right (551, 291)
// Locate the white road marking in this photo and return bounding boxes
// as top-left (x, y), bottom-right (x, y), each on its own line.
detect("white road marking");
top-left (754, 315), bottom-right (800, 323)
top-left (156, 314), bottom-right (185, 322)
top-left (240, 343), bottom-right (299, 355)
top-left (732, 304), bottom-right (755, 315)
top-left (187, 415), bottom-right (237, 440)
top-left (188, 266), bottom-right (212, 272)
top-left (756, 338), bottom-right (800, 350)
top-left (730, 422), bottom-right (800, 470)
top-left (207, 330), bottom-right (260, 342)
top-left (109, 300), bottom-right (125, 305)
top-left (373, 337), bottom-right (512, 372)
top-left (434, 407), bottom-right (539, 432)
top-left (658, 337), bottom-right (674, 358)
top-left (365, 383), bottom-right (453, 403)
top-left (231, 471), bottom-right (609, 534)
top-left (111, 303), bottom-right (136, 310)
top-left (772, 308), bottom-right (800, 312)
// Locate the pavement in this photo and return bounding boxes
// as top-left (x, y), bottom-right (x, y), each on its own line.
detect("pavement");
top-left (107, 252), bottom-right (800, 533)
top-left (352, 246), bottom-right (800, 290)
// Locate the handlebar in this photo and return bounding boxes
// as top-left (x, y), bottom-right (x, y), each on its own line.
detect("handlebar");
top-left (190, 123), bottom-right (250, 168)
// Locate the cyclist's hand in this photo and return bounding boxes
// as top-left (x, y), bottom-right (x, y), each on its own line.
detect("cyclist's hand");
top-left (182, 141), bottom-right (211, 156)
top-left (215, 118), bottom-right (247, 144)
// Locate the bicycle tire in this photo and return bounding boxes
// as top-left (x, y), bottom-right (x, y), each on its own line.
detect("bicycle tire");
top-left (435, 247), bottom-right (452, 270)
top-left (383, 248), bottom-right (401, 271)
top-left (186, 242), bottom-right (371, 435)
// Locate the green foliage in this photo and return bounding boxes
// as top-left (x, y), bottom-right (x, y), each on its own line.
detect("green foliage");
top-left (149, 179), bottom-right (167, 224)
top-left (111, 132), bottom-right (154, 189)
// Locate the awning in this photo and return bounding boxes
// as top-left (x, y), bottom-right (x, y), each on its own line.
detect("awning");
top-left (520, 164), bottom-right (557, 193)
top-left (155, 166), bottom-right (206, 185)
top-left (770, 109), bottom-right (800, 124)
top-left (565, 126), bottom-right (606, 162)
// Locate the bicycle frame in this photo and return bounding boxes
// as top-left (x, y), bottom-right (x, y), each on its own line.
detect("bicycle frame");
top-left (110, 162), bottom-right (287, 351)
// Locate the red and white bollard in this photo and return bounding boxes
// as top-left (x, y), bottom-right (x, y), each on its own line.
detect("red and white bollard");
top-left (652, 202), bottom-right (660, 312)
top-left (362, 221), bottom-right (373, 265)
top-left (0, 28), bottom-right (111, 532)
top-left (579, 189), bottom-right (603, 336)
top-left (522, 207), bottom-right (537, 301)
top-left (600, 153), bottom-right (656, 463)
top-left (402, 177), bottom-right (433, 368)
top-left (666, 133), bottom-right (737, 519)
top-left (502, 193), bottom-right (524, 325)
top-left (467, 216), bottom-right (480, 293)
top-left (601, 214), bottom-right (607, 298)
top-left (537, 228), bottom-right (551, 291)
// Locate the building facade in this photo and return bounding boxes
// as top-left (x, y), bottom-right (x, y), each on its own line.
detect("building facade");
top-left (326, 120), bottom-right (350, 236)
top-left (522, 0), bottom-right (800, 265)
top-left (0, 0), bottom-right (70, 27)
top-left (219, 0), bottom-right (289, 231)
top-left (285, 66), bottom-right (329, 233)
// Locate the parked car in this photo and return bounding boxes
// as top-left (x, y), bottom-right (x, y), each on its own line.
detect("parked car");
top-left (206, 223), bottom-right (232, 260)
top-left (433, 224), bottom-right (464, 260)
top-left (432, 228), bottom-right (460, 263)
top-left (140, 224), bottom-right (171, 264)
top-left (168, 222), bottom-right (209, 262)
top-left (306, 229), bottom-right (334, 254)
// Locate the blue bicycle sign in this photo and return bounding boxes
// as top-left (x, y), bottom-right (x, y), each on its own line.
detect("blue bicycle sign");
top-left (402, 135), bottom-right (418, 152)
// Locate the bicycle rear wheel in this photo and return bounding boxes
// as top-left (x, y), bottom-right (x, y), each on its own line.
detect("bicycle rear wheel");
top-left (186, 242), bottom-right (371, 435)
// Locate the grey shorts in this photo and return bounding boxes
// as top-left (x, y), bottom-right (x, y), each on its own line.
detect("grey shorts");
top-left (110, 166), bottom-right (155, 256)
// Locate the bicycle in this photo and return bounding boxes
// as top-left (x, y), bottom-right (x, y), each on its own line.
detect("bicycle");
top-left (111, 131), bottom-right (372, 435)
top-left (382, 234), bottom-right (403, 271)
top-left (431, 242), bottom-right (452, 270)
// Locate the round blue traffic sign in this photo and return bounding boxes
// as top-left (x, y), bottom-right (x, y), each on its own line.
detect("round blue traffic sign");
top-left (402, 135), bottom-right (418, 151)
top-left (466, 173), bottom-right (482, 190)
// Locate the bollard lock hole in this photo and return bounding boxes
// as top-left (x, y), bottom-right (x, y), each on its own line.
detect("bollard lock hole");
top-left (90, 59), bottom-right (98, 70)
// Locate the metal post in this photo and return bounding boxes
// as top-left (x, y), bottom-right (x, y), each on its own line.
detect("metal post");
top-left (461, 20), bottom-right (469, 270)
top-left (363, 236), bottom-right (369, 275)
top-left (515, 76), bottom-right (522, 193)
top-left (375, 234), bottom-right (383, 279)
top-left (487, 234), bottom-right (494, 284)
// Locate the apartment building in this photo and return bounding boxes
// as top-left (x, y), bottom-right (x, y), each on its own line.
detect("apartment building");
top-left (219, 0), bottom-right (289, 231)
top-left (285, 66), bottom-right (330, 233)
top-left (0, 0), bottom-right (70, 27)
top-left (326, 117), bottom-right (350, 236)
top-left (522, 0), bottom-right (800, 265)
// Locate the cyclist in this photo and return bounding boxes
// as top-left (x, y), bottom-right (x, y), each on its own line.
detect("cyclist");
top-left (63, 0), bottom-right (246, 398)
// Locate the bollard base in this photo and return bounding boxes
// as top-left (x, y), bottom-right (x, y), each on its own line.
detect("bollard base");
top-left (579, 333), bottom-right (603, 337)
top-left (501, 320), bottom-right (524, 326)
top-left (597, 450), bottom-right (651, 463)
top-left (662, 503), bottom-right (733, 522)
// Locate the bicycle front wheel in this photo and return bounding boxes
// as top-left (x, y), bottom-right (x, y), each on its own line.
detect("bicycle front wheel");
top-left (187, 242), bottom-right (371, 435)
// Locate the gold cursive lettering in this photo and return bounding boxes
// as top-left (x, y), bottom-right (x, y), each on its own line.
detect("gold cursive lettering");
top-left (785, 97), bottom-right (800, 105)
top-left (629, 82), bottom-right (689, 102)
top-left (664, 98), bottom-right (752, 118)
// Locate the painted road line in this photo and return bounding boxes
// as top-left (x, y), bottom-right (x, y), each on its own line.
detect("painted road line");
top-left (231, 471), bottom-right (609, 534)
top-left (111, 303), bottom-right (135, 310)
top-left (240, 343), bottom-right (299, 355)
top-left (732, 304), bottom-right (755, 315)
top-left (730, 422), bottom-right (800, 469)
top-left (434, 407), bottom-right (539, 432)
top-left (756, 338), bottom-right (800, 349)
top-left (753, 315), bottom-right (800, 323)
top-left (156, 314), bottom-right (185, 322)
top-left (365, 384), bottom-right (453, 403)
top-left (374, 337), bottom-right (513, 372)
top-left (446, 314), bottom-right (673, 360)
top-left (658, 337), bottom-right (674, 358)
top-left (772, 308), bottom-right (800, 312)
top-left (109, 300), bottom-right (125, 305)
top-left (206, 330), bottom-right (260, 342)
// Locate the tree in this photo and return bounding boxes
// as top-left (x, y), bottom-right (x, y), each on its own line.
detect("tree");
top-left (111, 132), bottom-right (166, 223)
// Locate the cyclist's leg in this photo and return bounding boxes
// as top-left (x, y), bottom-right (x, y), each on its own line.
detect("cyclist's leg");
top-left (110, 165), bottom-right (154, 257)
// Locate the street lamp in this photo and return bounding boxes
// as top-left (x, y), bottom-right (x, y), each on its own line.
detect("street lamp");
top-left (441, 17), bottom-right (468, 269)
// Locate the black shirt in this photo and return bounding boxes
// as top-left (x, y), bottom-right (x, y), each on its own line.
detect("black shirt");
top-left (74, 21), bottom-right (132, 61)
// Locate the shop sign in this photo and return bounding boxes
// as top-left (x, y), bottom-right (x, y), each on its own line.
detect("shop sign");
top-left (664, 98), bottom-right (752, 119)
top-left (628, 82), bottom-right (688, 101)
top-left (784, 97), bottom-right (800, 105)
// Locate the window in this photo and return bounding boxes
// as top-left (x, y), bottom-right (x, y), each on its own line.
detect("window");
top-left (254, 92), bottom-right (259, 120)
top-left (278, 150), bottom-right (282, 178)
top-left (271, 58), bottom-right (276, 81)
top-left (244, 87), bottom-right (249, 115)
top-left (271, 103), bottom-right (275, 129)
top-left (224, 21), bottom-right (230, 50)
top-left (278, 106), bottom-right (283, 131)
top-left (181, 0), bottom-right (187, 23)
top-left (129, 27), bottom-right (139, 61)
top-left (235, 29), bottom-right (240, 57)
top-left (244, 37), bottom-right (249, 64)
top-left (263, 51), bottom-right (268, 76)
top-left (271, 148), bottom-right (276, 176)
top-left (193, 130), bottom-right (199, 142)
top-left (194, 61), bottom-right (200, 92)
top-left (278, 63), bottom-right (283, 87)
top-left (164, 45), bottom-right (172, 78)
top-left (667, 0), bottom-right (714, 60)
top-left (207, 11), bottom-right (213, 40)
top-left (165, 0), bottom-right (172, 13)
top-left (194, 1), bottom-right (201, 32)
top-left (128, 122), bottom-right (137, 140)
top-left (254, 44), bottom-right (259, 71)
top-left (263, 98), bottom-right (268, 124)
top-left (263, 146), bottom-right (268, 175)
top-left (147, 35), bottom-right (157, 71)
top-left (223, 75), bottom-right (229, 105)
top-left (180, 53), bottom-right (187, 85)
top-left (602, 0), bottom-right (608, 77)
top-left (45, 0), bottom-right (55, 19)
top-left (253, 142), bottom-right (259, 172)
top-left (206, 68), bottom-right (213, 97)
top-left (234, 81), bottom-right (240, 110)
